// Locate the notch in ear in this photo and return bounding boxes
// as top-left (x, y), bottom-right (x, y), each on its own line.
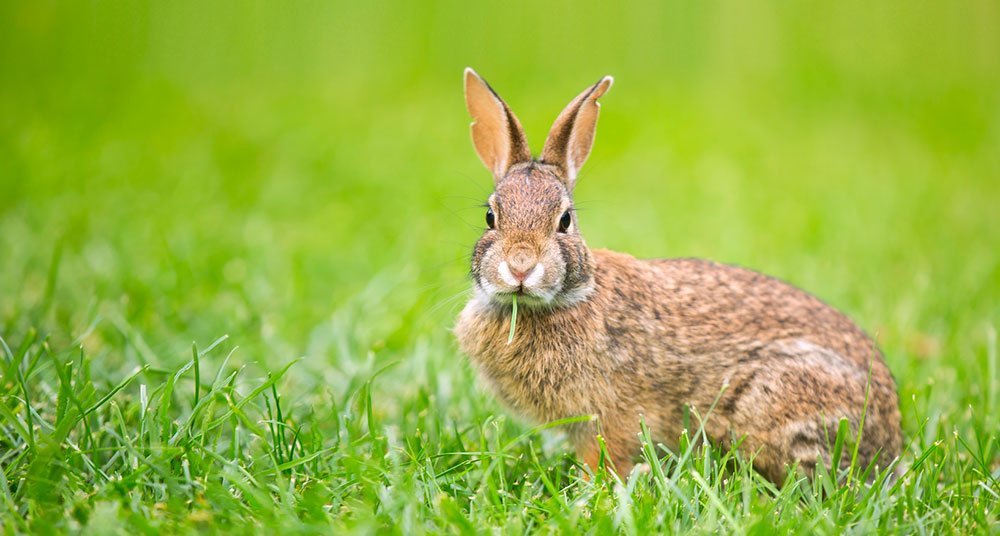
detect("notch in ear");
top-left (464, 68), bottom-right (532, 179)
top-left (540, 76), bottom-right (613, 188)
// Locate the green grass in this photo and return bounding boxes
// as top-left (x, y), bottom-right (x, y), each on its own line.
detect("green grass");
top-left (1, 1), bottom-right (999, 533)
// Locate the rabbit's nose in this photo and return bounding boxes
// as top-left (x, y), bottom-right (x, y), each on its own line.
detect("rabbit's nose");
top-left (509, 268), bottom-right (531, 282)
top-left (508, 249), bottom-right (537, 276)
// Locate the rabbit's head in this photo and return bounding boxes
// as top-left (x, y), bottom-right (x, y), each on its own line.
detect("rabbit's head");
top-left (464, 69), bottom-right (612, 308)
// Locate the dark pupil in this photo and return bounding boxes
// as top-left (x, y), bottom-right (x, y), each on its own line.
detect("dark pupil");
top-left (559, 210), bottom-right (571, 232)
top-left (486, 208), bottom-right (495, 229)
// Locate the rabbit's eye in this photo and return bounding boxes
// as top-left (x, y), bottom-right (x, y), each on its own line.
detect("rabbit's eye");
top-left (486, 208), bottom-right (495, 229)
top-left (558, 210), bottom-right (572, 233)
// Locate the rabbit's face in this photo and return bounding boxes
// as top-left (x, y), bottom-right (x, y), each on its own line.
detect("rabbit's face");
top-left (471, 163), bottom-right (593, 308)
top-left (462, 68), bottom-right (610, 308)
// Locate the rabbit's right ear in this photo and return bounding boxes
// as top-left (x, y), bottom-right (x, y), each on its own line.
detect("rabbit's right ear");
top-left (464, 68), bottom-right (532, 179)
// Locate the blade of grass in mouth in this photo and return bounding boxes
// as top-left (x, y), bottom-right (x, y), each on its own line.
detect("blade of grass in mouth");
top-left (507, 293), bottom-right (518, 344)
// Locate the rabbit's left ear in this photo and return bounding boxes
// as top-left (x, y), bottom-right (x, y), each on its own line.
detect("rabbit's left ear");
top-left (541, 76), bottom-right (613, 188)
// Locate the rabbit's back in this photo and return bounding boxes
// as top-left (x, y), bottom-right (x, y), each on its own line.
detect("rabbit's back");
top-left (591, 250), bottom-right (902, 477)
top-left (631, 254), bottom-right (882, 369)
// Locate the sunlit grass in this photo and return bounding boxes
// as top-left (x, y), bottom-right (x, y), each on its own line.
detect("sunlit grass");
top-left (1, 0), bottom-right (999, 533)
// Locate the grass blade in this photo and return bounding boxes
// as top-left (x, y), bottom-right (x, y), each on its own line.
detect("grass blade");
top-left (507, 294), bottom-right (518, 344)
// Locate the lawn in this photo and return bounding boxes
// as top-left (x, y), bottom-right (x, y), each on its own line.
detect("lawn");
top-left (1, 1), bottom-right (999, 533)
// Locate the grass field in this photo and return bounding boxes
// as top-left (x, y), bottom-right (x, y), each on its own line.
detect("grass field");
top-left (2, 1), bottom-right (999, 533)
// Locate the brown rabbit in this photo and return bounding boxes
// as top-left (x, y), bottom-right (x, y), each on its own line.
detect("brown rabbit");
top-left (453, 68), bottom-right (902, 483)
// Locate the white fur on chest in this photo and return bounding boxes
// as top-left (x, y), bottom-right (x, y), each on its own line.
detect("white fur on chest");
top-left (456, 295), bottom-right (602, 423)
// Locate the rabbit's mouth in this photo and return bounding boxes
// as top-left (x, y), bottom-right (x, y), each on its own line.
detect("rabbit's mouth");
top-left (476, 275), bottom-right (595, 311)
top-left (496, 288), bottom-right (556, 308)
top-left (476, 279), bottom-right (559, 309)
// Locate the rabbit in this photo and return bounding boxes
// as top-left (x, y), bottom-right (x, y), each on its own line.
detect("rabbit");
top-left (453, 68), bottom-right (902, 484)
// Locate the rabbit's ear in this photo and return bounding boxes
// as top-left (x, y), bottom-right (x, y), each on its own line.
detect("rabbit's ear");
top-left (541, 76), bottom-right (613, 187)
top-left (464, 68), bottom-right (532, 179)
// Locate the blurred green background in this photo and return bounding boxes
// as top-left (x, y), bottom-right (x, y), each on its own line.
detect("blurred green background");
top-left (2, 0), bottom-right (999, 432)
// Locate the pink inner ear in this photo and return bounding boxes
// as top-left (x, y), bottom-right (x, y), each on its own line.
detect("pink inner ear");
top-left (464, 69), bottom-right (532, 179)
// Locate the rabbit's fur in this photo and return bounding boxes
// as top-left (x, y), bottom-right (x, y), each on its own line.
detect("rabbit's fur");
top-left (454, 69), bottom-right (902, 483)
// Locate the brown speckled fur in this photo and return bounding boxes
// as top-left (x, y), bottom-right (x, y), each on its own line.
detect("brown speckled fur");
top-left (455, 69), bottom-right (902, 483)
